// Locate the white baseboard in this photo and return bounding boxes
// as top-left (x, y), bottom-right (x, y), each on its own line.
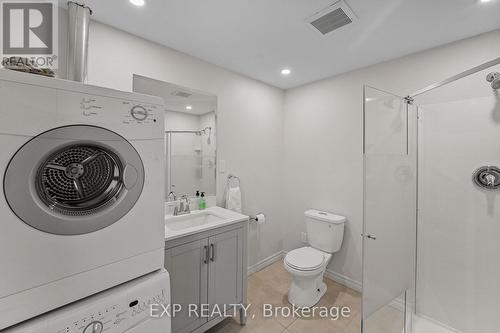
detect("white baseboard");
top-left (247, 251), bottom-right (363, 296)
top-left (324, 269), bottom-right (362, 292)
top-left (389, 297), bottom-right (405, 311)
top-left (247, 250), bottom-right (286, 275)
top-left (415, 313), bottom-right (463, 333)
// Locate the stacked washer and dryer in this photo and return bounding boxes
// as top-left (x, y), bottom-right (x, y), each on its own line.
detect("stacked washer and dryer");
top-left (0, 69), bottom-right (170, 332)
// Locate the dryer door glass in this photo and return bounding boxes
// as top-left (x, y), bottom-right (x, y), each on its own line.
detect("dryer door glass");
top-left (4, 125), bottom-right (145, 235)
top-left (36, 144), bottom-right (124, 216)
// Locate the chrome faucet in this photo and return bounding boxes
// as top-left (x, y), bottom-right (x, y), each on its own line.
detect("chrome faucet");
top-left (173, 195), bottom-right (191, 216)
top-left (167, 191), bottom-right (177, 202)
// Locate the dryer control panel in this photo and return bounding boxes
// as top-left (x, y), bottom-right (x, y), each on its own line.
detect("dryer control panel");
top-left (0, 78), bottom-right (164, 139)
top-left (57, 91), bottom-right (163, 140)
top-left (76, 94), bottom-right (159, 124)
top-left (5, 271), bottom-right (171, 333)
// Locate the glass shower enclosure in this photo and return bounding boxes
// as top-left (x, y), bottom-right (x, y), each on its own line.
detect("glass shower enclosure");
top-left (362, 87), bottom-right (417, 333)
top-left (362, 58), bottom-right (500, 333)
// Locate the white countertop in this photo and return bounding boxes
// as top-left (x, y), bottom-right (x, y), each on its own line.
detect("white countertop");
top-left (165, 206), bottom-right (249, 241)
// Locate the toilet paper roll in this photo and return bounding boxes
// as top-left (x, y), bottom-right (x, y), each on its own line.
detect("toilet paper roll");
top-left (255, 213), bottom-right (266, 225)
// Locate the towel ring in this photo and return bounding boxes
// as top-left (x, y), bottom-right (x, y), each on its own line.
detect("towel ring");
top-left (227, 174), bottom-right (241, 187)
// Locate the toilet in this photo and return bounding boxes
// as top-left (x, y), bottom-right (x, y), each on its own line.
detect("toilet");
top-left (284, 209), bottom-right (346, 308)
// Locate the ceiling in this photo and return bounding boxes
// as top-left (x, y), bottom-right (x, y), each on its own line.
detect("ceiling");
top-left (74, 0), bottom-right (500, 89)
top-left (133, 75), bottom-right (217, 115)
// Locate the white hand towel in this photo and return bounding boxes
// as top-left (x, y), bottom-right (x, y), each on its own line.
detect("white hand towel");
top-left (226, 186), bottom-right (242, 213)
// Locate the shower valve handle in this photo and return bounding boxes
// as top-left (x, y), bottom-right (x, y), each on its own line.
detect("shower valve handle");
top-left (485, 173), bottom-right (496, 187)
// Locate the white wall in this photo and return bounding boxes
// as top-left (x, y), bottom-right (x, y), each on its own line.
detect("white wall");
top-left (58, 16), bottom-right (285, 268)
top-left (283, 29), bottom-right (500, 287)
top-left (164, 111), bottom-right (200, 132)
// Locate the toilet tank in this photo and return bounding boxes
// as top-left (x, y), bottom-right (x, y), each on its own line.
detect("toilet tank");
top-left (305, 209), bottom-right (346, 253)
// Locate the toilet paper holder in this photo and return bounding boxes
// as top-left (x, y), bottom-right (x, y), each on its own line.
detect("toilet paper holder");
top-left (250, 213), bottom-right (264, 223)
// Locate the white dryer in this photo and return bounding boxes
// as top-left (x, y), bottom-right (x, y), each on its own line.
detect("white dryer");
top-left (4, 270), bottom-right (171, 333)
top-left (0, 69), bottom-right (165, 329)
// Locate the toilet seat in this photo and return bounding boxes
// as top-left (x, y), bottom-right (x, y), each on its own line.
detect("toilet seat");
top-left (284, 247), bottom-right (326, 271)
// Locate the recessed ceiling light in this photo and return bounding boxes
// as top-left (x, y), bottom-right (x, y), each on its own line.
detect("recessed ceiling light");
top-left (130, 0), bottom-right (145, 7)
top-left (281, 68), bottom-right (292, 76)
top-left (186, 105), bottom-right (193, 110)
top-left (479, 0), bottom-right (493, 3)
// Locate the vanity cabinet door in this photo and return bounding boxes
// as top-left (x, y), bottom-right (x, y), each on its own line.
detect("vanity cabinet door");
top-left (165, 239), bottom-right (209, 333)
top-left (207, 228), bottom-right (243, 318)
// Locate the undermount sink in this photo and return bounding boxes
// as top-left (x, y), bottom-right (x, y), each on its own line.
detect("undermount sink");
top-left (165, 211), bottom-right (225, 231)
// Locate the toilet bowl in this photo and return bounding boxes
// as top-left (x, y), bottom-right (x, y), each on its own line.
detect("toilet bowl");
top-left (284, 209), bottom-right (346, 308)
top-left (284, 247), bottom-right (332, 307)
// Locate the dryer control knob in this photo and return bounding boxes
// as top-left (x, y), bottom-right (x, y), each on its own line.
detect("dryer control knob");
top-left (130, 105), bottom-right (148, 121)
top-left (83, 321), bottom-right (103, 333)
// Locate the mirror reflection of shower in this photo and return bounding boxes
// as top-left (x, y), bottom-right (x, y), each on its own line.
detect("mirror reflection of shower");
top-left (200, 126), bottom-right (212, 144)
top-left (132, 75), bottom-right (217, 198)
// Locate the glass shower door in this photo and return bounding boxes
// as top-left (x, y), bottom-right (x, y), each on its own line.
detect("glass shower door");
top-left (362, 86), bottom-right (417, 333)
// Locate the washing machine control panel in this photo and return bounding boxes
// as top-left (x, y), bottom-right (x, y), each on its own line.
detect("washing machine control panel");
top-left (49, 288), bottom-right (168, 333)
top-left (5, 271), bottom-right (171, 333)
top-left (82, 321), bottom-right (103, 333)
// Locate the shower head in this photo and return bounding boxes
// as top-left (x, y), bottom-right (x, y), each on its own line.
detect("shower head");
top-left (200, 126), bottom-right (212, 135)
top-left (200, 126), bottom-right (212, 144)
top-left (486, 72), bottom-right (500, 90)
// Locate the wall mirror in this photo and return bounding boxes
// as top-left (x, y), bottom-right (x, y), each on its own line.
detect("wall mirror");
top-left (133, 75), bottom-right (217, 199)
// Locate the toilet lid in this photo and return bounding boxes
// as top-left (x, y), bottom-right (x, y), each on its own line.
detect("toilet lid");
top-left (285, 247), bottom-right (325, 271)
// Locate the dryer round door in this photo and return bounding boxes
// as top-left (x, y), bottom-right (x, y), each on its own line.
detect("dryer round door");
top-left (4, 125), bottom-right (145, 235)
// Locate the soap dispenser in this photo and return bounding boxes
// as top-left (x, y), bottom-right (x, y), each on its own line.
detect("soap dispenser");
top-left (199, 192), bottom-right (206, 210)
top-left (195, 190), bottom-right (200, 210)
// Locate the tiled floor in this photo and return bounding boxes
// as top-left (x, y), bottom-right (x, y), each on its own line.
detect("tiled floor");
top-left (207, 260), bottom-right (362, 333)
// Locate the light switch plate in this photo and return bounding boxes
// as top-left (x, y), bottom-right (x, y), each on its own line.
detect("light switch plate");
top-left (218, 159), bottom-right (226, 173)
top-left (301, 232), bottom-right (307, 243)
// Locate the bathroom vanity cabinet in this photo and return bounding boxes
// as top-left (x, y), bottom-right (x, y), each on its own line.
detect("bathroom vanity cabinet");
top-left (164, 221), bottom-right (248, 333)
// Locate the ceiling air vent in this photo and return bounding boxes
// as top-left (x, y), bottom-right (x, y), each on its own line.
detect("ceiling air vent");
top-left (171, 90), bottom-right (192, 98)
top-left (307, 0), bottom-right (357, 36)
